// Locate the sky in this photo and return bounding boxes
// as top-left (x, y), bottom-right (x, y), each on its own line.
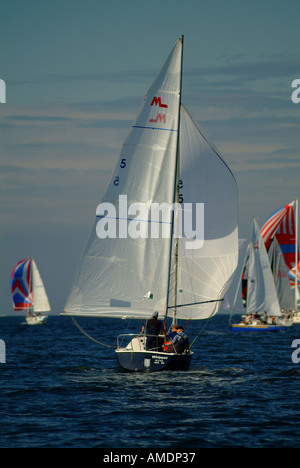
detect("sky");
top-left (1, 0), bottom-right (299, 314)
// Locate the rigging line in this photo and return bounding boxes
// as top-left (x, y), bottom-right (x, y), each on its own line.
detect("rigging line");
top-left (119, 319), bottom-right (133, 348)
top-left (96, 215), bottom-right (172, 225)
top-left (183, 318), bottom-right (191, 329)
top-left (167, 298), bottom-right (223, 309)
top-left (189, 314), bottom-right (215, 349)
top-left (180, 238), bottom-right (197, 303)
top-left (72, 317), bottom-right (116, 348)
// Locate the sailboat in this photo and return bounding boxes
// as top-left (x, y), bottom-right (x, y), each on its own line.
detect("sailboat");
top-left (10, 258), bottom-right (50, 324)
top-left (261, 199), bottom-right (300, 323)
top-left (268, 237), bottom-right (294, 326)
top-left (230, 219), bottom-right (288, 332)
top-left (61, 36), bottom-right (238, 371)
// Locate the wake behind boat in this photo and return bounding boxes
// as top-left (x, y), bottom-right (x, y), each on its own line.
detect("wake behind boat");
top-left (61, 36), bottom-right (239, 371)
top-left (10, 258), bottom-right (50, 325)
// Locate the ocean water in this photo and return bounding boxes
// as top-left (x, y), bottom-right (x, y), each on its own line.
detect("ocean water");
top-left (1, 314), bottom-right (300, 448)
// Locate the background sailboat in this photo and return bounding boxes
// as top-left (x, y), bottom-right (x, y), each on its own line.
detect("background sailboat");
top-left (230, 219), bottom-right (288, 332)
top-left (61, 37), bottom-right (238, 371)
top-left (10, 258), bottom-right (50, 325)
top-left (261, 199), bottom-right (300, 322)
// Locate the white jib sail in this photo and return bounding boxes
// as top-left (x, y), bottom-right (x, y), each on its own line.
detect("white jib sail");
top-left (31, 260), bottom-right (51, 312)
top-left (246, 218), bottom-right (281, 316)
top-left (63, 39), bottom-right (183, 318)
top-left (170, 106), bottom-right (238, 320)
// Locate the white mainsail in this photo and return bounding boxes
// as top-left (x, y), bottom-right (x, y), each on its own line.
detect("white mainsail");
top-left (62, 37), bottom-right (238, 321)
top-left (63, 39), bottom-right (183, 318)
top-left (246, 218), bottom-right (281, 316)
top-left (31, 259), bottom-right (51, 312)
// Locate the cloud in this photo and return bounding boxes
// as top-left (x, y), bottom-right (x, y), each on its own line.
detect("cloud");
top-left (8, 52), bottom-right (298, 89)
top-left (187, 53), bottom-right (299, 86)
top-left (8, 69), bottom-right (155, 86)
top-left (1, 52), bottom-right (299, 239)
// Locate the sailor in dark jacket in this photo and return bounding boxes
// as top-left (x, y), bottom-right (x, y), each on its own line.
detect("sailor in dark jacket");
top-left (171, 325), bottom-right (189, 354)
top-left (141, 311), bottom-right (164, 351)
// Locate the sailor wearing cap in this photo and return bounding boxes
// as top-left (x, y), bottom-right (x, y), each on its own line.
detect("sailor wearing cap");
top-left (141, 311), bottom-right (164, 351)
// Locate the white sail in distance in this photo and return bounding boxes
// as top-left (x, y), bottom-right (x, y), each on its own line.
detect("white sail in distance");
top-left (246, 218), bottom-right (281, 316)
top-left (31, 259), bottom-right (51, 312)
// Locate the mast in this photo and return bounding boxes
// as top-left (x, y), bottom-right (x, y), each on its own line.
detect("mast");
top-left (295, 197), bottom-right (299, 312)
top-left (229, 241), bottom-right (250, 323)
top-left (171, 35), bottom-right (184, 323)
top-left (29, 257), bottom-right (33, 315)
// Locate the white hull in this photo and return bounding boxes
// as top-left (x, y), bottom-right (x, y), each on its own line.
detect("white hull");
top-left (26, 315), bottom-right (47, 325)
top-left (293, 313), bottom-right (300, 324)
top-left (278, 318), bottom-right (293, 327)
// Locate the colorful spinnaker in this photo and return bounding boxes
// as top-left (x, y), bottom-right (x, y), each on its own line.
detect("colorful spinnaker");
top-left (11, 258), bottom-right (33, 311)
top-left (261, 200), bottom-right (300, 287)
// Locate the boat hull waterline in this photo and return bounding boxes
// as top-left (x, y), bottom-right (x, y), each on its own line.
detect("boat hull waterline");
top-left (115, 349), bottom-right (193, 372)
top-left (25, 315), bottom-right (47, 325)
top-left (229, 324), bottom-right (287, 332)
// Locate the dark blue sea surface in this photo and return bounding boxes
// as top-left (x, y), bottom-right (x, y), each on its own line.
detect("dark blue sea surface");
top-left (1, 314), bottom-right (300, 448)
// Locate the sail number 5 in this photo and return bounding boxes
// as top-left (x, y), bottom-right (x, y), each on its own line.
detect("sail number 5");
top-left (114, 159), bottom-right (127, 186)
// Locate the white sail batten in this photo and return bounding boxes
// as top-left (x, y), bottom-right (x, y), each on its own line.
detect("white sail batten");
top-left (63, 39), bottom-right (183, 318)
top-left (169, 106), bottom-right (238, 320)
top-left (246, 219), bottom-right (281, 316)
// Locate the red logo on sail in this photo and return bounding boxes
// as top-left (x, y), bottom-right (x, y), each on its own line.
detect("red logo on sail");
top-left (151, 96), bottom-right (168, 108)
top-left (149, 113), bottom-right (166, 124)
top-left (149, 96), bottom-right (168, 125)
